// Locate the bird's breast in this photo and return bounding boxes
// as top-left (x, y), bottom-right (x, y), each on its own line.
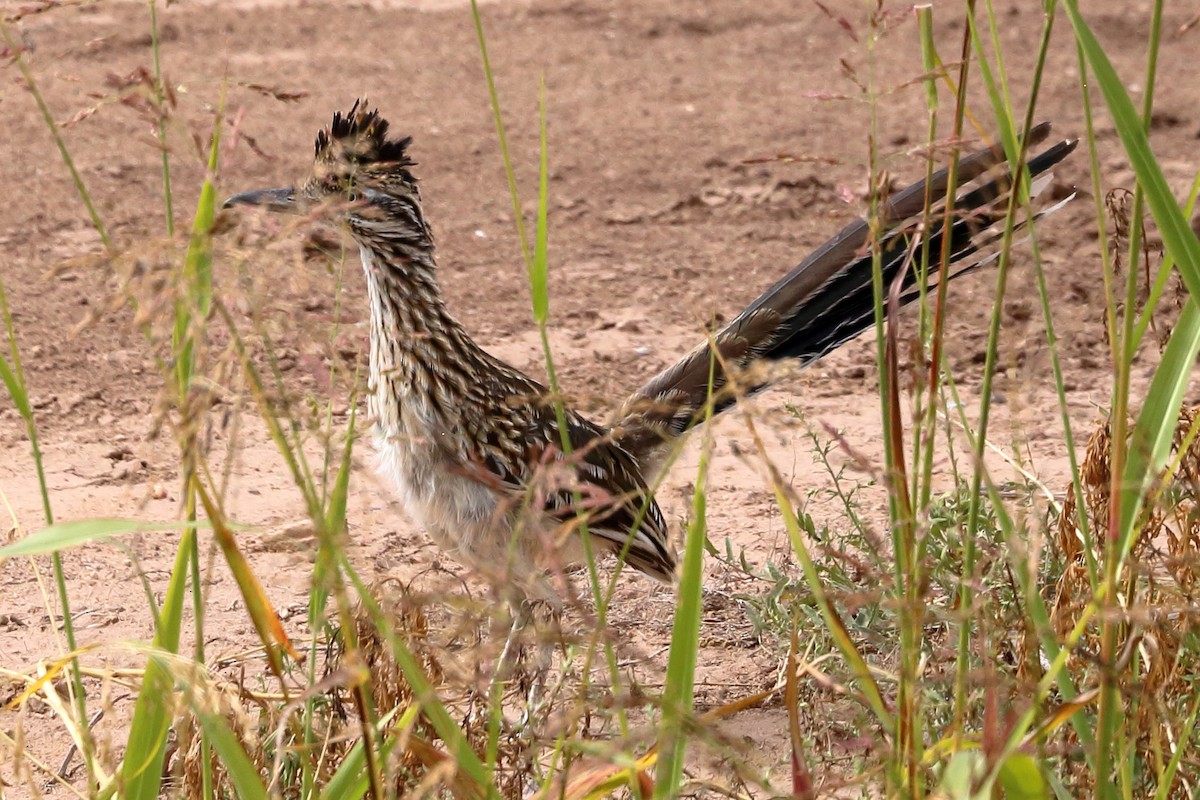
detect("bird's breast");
top-left (369, 387), bottom-right (502, 544)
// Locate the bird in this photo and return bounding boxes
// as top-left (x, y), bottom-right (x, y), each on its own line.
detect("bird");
top-left (225, 101), bottom-right (1076, 604)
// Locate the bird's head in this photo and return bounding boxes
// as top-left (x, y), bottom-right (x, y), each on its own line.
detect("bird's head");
top-left (224, 101), bottom-right (428, 245)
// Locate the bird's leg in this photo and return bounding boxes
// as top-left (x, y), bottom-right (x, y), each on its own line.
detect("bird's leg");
top-left (494, 602), bottom-right (530, 679)
top-left (519, 634), bottom-right (554, 726)
top-left (487, 596), bottom-right (533, 710)
top-left (461, 602), bottom-right (524, 731)
top-left (484, 595), bottom-right (562, 734)
top-left (516, 602), bottom-right (562, 733)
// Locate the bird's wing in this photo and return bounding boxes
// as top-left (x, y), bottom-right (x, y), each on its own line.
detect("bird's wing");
top-left (461, 370), bottom-right (677, 581)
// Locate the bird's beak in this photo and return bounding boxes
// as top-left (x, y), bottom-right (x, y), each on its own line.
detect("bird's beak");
top-left (222, 187), bottom-right (298, 213)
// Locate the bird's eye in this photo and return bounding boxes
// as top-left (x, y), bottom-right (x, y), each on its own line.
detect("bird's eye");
top-left (346, 190), bottom-right (360, 202)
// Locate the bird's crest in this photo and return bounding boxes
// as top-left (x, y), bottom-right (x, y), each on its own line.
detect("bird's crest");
top-left (314, 99), bottom-right (416, 175)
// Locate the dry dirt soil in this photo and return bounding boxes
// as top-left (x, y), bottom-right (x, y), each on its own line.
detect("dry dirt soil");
top-left (2, 0), bottom-right (1198, 796)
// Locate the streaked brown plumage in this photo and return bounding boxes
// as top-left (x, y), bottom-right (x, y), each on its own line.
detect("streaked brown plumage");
top-left (225, 101), bottom-right (1075, 599)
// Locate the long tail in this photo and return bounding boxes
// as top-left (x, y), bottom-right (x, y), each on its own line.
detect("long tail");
top-left (613, 123), bottom-right (1078, 466)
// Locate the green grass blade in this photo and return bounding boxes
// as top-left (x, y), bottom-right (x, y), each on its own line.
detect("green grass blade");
top-left (0, 518), bottom-right (209, 558)
top-left (0, 247), bottom-right (56, 543)
top-left (184, 682), bottom-right (269, 800)
top-left (174, 114), bottom-right (219, 392)
top-left (531, 77), bottom-right (550, 324)
top-left (1063, 0), bottom-right (1200, 561)
top-left (1151, 690), bottom-right (1200, 800)
top-left (118, 105), bottom-right (224, 799)
top-left (776, 483), bottom-right (893, 733)
top-left (0, 188), bottom-right (95, 786)
top-left (147, 0), bottom-right (175, 236)
top-left (325, 405), bottom-right (356, 537)
top-left (0, 355), bottom-right (31, 420)
top-left (468, 3), bottom-right (632, 744)
top-left (118, 528), bottom-right (193, 800)
top-left (319, 706), bottom-right (407, 800)
top-left (215, 299), bottom-right (323, 522)
top-left (653, 433), bottom-right (710, 798)
top-left (469, 0), bottom-right (532, 270)
top-left (0, 19), bottom-right (111, 251)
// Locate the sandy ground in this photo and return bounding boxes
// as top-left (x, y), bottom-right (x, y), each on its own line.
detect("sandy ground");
top-left (2, 0), bottom-right (1198, 795)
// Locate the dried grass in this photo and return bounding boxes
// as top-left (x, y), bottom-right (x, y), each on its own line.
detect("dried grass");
top-left (1051, 407), bottom-right (1200, 791)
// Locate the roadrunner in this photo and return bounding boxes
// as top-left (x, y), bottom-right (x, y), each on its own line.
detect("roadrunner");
top-left (226, 101), bottom-right (1075, 599)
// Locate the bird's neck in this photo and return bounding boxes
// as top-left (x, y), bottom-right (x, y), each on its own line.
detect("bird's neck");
top-left (358, 241), bottom-right (481, 426)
